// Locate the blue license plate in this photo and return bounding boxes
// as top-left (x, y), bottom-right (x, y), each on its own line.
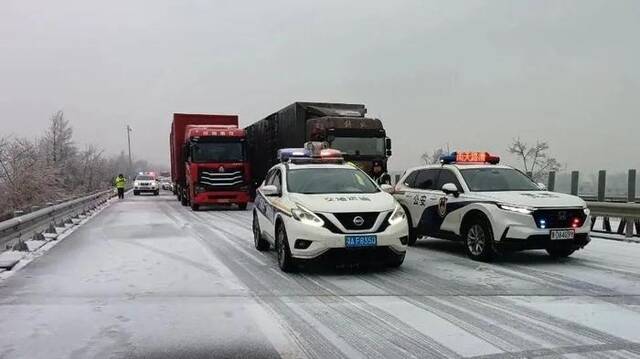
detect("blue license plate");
top-left (345, 235), bottom-right (377, 248)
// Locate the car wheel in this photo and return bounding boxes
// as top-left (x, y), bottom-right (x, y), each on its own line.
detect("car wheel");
top-left (133, 190), bottom-right (139, 196)
top-left (238, 203), bottom-right (248, 210)
top-left (546, 246), bottom-right (575, 258)
top-left (276, 224), bottom-right (296, 272)
top-left (154, 190), bottom-right (159, 196)
top-left (191, 203), bottom-right (199, 211)
top-left (387, 253), bottom-right (405, 268)
top-left (253, 212), bottom-right (269, 251)
top-left (180, 194), bottom-right (188, 206)
top-left (463, 217), bottom-right (495, 262)
top-left (404, 207), bottom-right (418, 246)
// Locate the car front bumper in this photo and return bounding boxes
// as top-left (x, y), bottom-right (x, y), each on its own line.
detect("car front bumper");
top-left (496, 232), bottom-right (590, 251)
top-left (284, 216), bottom-right (408, 260)
top-left (192, 191), bottom-right (250, 205)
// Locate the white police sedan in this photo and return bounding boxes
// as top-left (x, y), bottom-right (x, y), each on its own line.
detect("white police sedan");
top-left (394, 151), bottom-right (591, 261)
top-left (252, 145), bottom-right (408, 272)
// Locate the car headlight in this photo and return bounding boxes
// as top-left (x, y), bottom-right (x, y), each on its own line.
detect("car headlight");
top-left (583, 207), bottom-right (591, 216)
top-left (496, 203), bottom-right (534, 215)
top-left (291, 204), bottom-right (324, 227)
top-left (388, 204), bottom-right (406, 226)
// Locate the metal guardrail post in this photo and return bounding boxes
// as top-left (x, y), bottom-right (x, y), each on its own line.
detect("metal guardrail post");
top-left (598, 170), bottom-right (606, 201)
top-left (570, 171), bottom-right (579, 196)
top-left (626, 169), bottom-right (637, 238)
top-left (629, 169), bottom-right (636, 203)
top-left (547, 171), bottom-right (556, 191)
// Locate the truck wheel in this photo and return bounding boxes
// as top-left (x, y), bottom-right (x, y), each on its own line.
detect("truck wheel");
top-left (463, 216), bottom-right (495, 262)
top-left (546, 246), bottom-right (575, 258)
top-left (276, 224), bottom-right (296, 272)
top-left (253, 212), bottom-right (269, 251)
top-left (404, 207), bottom-right (418, 246)
top-left (238, 203), bottom-right (248, 210)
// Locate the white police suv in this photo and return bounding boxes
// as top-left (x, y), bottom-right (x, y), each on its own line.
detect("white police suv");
top-left (133, 173), bottom-right (159, 196)
top-left (252, 143), bottom-right (408, 272)
top-left (394, 151), bottom-right (591, 261)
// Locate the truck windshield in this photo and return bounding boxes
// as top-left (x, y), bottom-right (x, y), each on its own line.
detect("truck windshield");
top-left (191, 142), bottom-right (244, 163)
top-left (459, 168), bottom-right (542, 192)
top-left (330, 137), bottom-right (385, 157)
top-left (287, 168), bottom-right (379, 194)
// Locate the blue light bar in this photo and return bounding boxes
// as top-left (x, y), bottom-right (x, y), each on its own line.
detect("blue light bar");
top-left (277, 148), bottom-right (310, 162)
top-left (440, 152), bottom-right (457, 164)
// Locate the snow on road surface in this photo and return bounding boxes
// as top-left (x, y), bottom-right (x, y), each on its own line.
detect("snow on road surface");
top-left (1, 192), bottom-right (640, 358)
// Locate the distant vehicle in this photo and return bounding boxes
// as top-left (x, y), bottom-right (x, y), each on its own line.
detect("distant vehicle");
top-left (133, 174), bottom-right (159, 196)
top-left (394, 151), bottom-right (591, 261)
top-left (245, 102), bottom-right (392, 195)
top-left (170, 113), bottom-right (251, 211)
top-left (252, 143), bottom-right (408, 272)
top-left (159, 178), bottom-right (172, 190)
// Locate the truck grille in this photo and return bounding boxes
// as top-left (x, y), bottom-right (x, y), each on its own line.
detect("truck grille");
top-left (199, 169), bottom-right (244, 189)
top-left (532, 208), bottom-right (586, 229)
top-left (333, 212), bottom-right (380, 230)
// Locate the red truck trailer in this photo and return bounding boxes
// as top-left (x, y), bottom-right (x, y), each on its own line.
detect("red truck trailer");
top-left (170, 113), bottom-right (251, 211)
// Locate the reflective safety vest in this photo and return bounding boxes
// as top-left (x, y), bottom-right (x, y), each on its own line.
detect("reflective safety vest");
top-left (115, 176), bottom-right (126, 189)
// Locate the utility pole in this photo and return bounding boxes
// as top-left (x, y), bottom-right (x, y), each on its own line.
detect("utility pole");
top-left (126, 125), bottom-right (133, 176)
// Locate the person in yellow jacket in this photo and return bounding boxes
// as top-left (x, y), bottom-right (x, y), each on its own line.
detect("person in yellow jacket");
top-left (114, 174), bottom-right (126, 199)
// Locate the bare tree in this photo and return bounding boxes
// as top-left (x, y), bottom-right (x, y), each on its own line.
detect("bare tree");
top-left (420, 147), bottom-right (447, 165)
top-left (507, 138), bottom-right (561, 182)
top-left (42, 110), bottom-right (74, 164)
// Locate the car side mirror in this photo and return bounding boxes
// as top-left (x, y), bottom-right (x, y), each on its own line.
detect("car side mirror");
top-left (260, 184), bottom-right (280, 196)
top-left (442, 183), bottom-right (460, 197)
top-left (380, 184), bottom-right (394, 194)
top-left (537, 182), bottom-right (547, 190)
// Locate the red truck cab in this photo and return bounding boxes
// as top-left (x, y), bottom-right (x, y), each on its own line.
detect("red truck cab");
top-left (170, 114), bottom-right (251, 211)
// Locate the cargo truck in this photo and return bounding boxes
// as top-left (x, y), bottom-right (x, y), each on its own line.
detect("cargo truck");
top-left (245, 102), bottom-right (391, 192)
top-left (170, 113), bottom-right (251, 211)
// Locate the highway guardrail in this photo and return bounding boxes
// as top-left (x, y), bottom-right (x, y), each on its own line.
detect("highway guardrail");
top-left (586, 201), bottom-right (640, 239)
top-left (0, 189), bottom-right (115, 253)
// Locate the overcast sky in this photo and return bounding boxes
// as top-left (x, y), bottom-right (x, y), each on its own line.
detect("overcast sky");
top-left (1, 0), bottom-right (638, 172)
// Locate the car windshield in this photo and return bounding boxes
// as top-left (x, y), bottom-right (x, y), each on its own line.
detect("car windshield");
top-left (135, 176), bottom-right (154, 181)
top-left (330, 137), bottom-right (385, 156)
top-left (191, 141), bottom-right (244, 162)
top-left (459, 167), bottom-right (541, 192)
top-left (287, 168), bottom-right (379, 194)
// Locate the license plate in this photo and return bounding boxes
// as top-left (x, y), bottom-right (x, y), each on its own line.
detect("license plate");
top-left (345, 235), bottom-right (377, 248)
top-left (550, 229), bottom-right (575, 240)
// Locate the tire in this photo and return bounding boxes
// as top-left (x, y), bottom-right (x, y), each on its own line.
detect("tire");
top-left (191, 203), bottom-right (199, 211)
top-left (154, 190), bottom-right (159, 196)
top-left (463, 216), bottom-right (495, 262)
top-left (387, 253), bottom-right (405, 268)
top-left (133, 190), bottom-right (139, 196)
top-left (180, 193), bottom-right (188, 206)
top-left (546, 246), bottom-right (575, 258)
top-left (253, 212), bottom-right (269, 251)
top-left (276, 223), bottom-right (296, 272)
top-left (404, 207), bottom-right (418, 246)
top-left (238, 203), bottom-right (248, 211)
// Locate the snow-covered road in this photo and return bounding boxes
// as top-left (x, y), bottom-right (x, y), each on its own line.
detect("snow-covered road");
top-left (1, 192), bottom-right (640, 358)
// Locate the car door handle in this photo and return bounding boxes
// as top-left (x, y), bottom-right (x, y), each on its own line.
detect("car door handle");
top-left (429, 197), bottom-right (437, 200)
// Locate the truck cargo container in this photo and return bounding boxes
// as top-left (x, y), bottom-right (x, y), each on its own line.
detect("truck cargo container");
top-left (245, 102), bottom-right (391, 192)
top-left (170, 113), bottom-right (250, 210)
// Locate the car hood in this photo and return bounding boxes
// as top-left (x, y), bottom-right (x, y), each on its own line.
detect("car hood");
top-left (287, 192), bottom-right (396, 213)
top-left (472, 191), bottom-right (586, 208)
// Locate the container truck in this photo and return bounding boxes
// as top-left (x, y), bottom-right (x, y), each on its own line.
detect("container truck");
top-left (245, 102), bottom-right (391, 191)
top-left (170, 113), bottom-right (251, 211)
